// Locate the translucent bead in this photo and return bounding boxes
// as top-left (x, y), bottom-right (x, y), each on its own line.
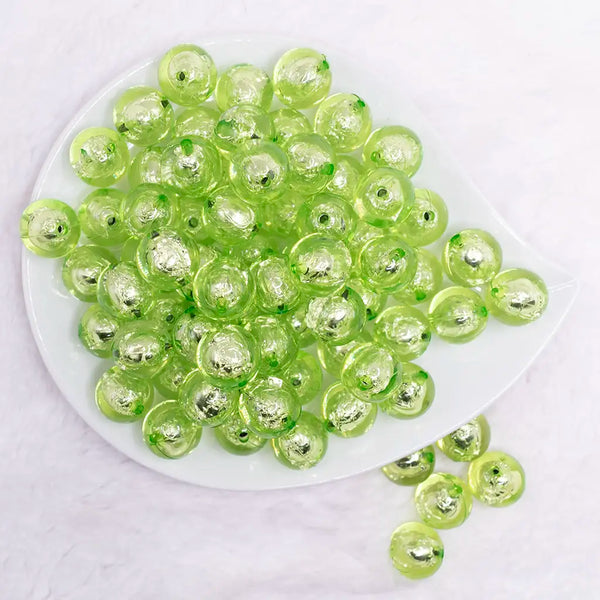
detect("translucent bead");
top-left (373, 306), bottom-right (431, 361)
top-left (358, 235), bottom-right (417, 293)
top-left (468, 451), bottom-right (525, 507)
top-left (347, 220), bottom-right (383, 259)
top-left (289, 234), bottom-right (352, 296)
top-left (178, 197), bottom-right (210, 243)
top-left (129, 146), bottom-right (163, 187)
top-left (389, 522), bottom-right (443, 579)
top-left (147, 293), bottom-right (189, 328)
top-left (247, 315), bottom-right (298, 373)
top-left (214, 104), bottom-right (274, 153)
top-left (317, 335), bottom-right (370, 378)
top-left (271, 108), bottom-right (311, 144)
top-left (296, 192), bottom-right (357, 239)
top-left (152, 352), bottom-right (194, 399)
top-left (429, 287), bottom-right (488, 343)
top-left (341, 343), bottom-right (400, 402)
top-left (229, 141), bottom-right (288, 202)
top-left (119, 237), bottom-right (140, 263)
top-left (486, 268), bottom-right (548, 325)
top-left (354, 167), bottom-right (414, 228)
top-left (348, 277), bottom-right (386, 321)
top-left (230, 232), bottom-right (277, 268)
top-left (62, 245), bottom-right (116, 302)
top-left (326, 155), bottom-right (364, 201)
top-left (381, 362), bottom-right (434, 419)
top-left (253, 256), bottom-right (301, 314)
top-left (322, 382), bottom-right (377, 438)
top-left (97, 261), bottom-right (153, 320)
top-left (158, 44), bottom-right (217, 106)
top-left (415, 473), bottom-right (473, 529)
top-left (20, 199), bottom-right (80, 258)
top-left (78, 188), bottom-right (128, 246)
top-left (272, 411), bottom-right (328, 470)
top-left (203, 187), bottom-right (259, 245)
top-left (174, 105), bottom-right (219, 139)
top-left (172, 307), bottom-right (215, 363)
top-left (363, 126), bottom-right (423, 177)
top-left (215, 63), bottom-right (273, 111)
top-left (437, 415), bottom-right (491, 462)
top-left (70, 127), bottom-right (130, 187)
top-left (96, 366), bottom-right (154, 422)
top-left (273, 48), bottom-right (332, 108)
top-left (113, 86), bottom-right (174, 146)
top-left (143, 399), bottom-right (202, 459)
top-left (284, 351), bottom-right (323, 405)
top-left (78, 304), bottom-right (120, 358)
top-left (214, 411), bottom-right (267, 455)
top-left (112, 320), bottom-right (168, 374)
top-left (239, 375), bottom-right (301, 438)
top-left (393, 249), bottom-right (443, 305)
top-left (285, 133), bottom-right (336, 194)
top-left (121, 184), bottom-right (179, 236)
top-left (381, 446), bottom-right (436, 485)
top-left (395, 189), bottom-right (448, 247)
top-left (286, 301), bottom-right (316, 348)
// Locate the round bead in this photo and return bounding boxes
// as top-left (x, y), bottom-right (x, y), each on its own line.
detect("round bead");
top-left (272, 411), bottom-right (328, 470)
top-left (113, 86), bottom-right (174, 146)
top-left (296, 192), bottom-right (357, 239)
top-left (486, 268), bottom-right (548, 325)
top-left (147, 293), bottom-right (188, 328)
top-left (317, 335), bottom-right (369, 378)
top-left (389, 522), bottom-right (443, 579)
top-left (286, 301), bottom-right (316, 348)
top-left (263, 190), bottom-right (303, 237)
top-left (214, 411), bottom-right (267, 455)
top-left (97, 261), bottom-right (153, 320)
top-left (178, 197), bottom-right (210, 243)
top-left (285, 133), bottom-right (336, 194)
top-left (215, 63), bottom-right (273, 111)
top-left (121, 184), bottom-right (179, 236)
top-left (143, 399), bottom-right (202, 459)
top-left (381, 362), bottom-right (435, 419)
top-left (247, 315), bottom-right (298, 373)
top-left (174, 105), bottom-right (219, 139)
top-left (128, 146), bottom-right (163, 187)
top-left (78, 188), bottom-right (128, 246)
top-left (322, 382), bottom-right (377, 438)
top-left (78, 304), bottom-right (120, 358)
top-left (429, 287), bottom-right (488, 343)
top-left (158, 44), bottom-right (217, 106)
top-left (152, 353), bottom-right (194, 399)
top-left (96, 366), bottom-right (154, 422)
top-left (214, 104), bottom-right (274, 153)
top-left (271, 108), bottom-right (311, 144)
top-left (437, 415), bottom-right (491, 462)
top-left (253, 256), bottom-right (301, 314)
top-left (203, 187), bottom-right (259, 245)
top-left (363, 126), bottom-right (423, 176)
top-left (415, 473), bottom-right (473, 529)
top-left (381, 446), bottom-right (435, 486)
top-left (347, 220), bottom-right (383, 259)
top-left (20, 199), bottom-right (80, 258)
top-left (273, 48), bottom-right (332, 108)
top-left (284, 351), bottom-right (323, 405)
top-left (468, 451), bottom-right (525, 507)
top-left (62, 245), bottom-right (116, 302)
top-left (172, 307), bottom-right (215, 363)
top-left (348, 277), bottom-right (387, 321)
top-left (326, 155), bottom-right (364, 201)
top-left (396, 189), bottom-right (448, 247)
top-left (231, 232), bottom-right (277, 269)
top-left (373, 306), bottom-right (431, 361)
top-left (289, 234), bottom-right (352, 296)
top-left (393, 249), bottom-right (443, 305)
top-left (112, 320), bottom-right (168, 375)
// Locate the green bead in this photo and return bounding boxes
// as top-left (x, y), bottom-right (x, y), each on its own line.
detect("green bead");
top-left (486, 268), bottom-right (548, 325)
top-left (393, 249), bottom-right (443, 305)
top-left (215, 63), bottom-right (273, 111)
top-left (286, 301), bottom-right (316, 348)
top-left (239, 375), bottom-right (301, 438)
top-left (247, 315), bottom-right (298, 373)
top-left (229, 232), bottom-right (277, 268)
top-left (272, 411), bottom-right (327, 470)
top-left (285, 133), bottom-right (336, 194)
top-left (381, 362), bottom-right (434, 419)
top-left (341, 343), bottom-right (400, 402)
top-left (437, 415), bottom-right (491, 462)
top-left (347, 220), bottom-right (383, 259)
top-left (152, 352), bottom-right (194, 399)
top-left (373, 306), bottom-right (431, 361)
top-left (174, 105), bottom-right (220, 139)
top-left (381, 446), bottom-right (436, 485)
top-left (271, 108), bottom-right (311, 144)
top-left (96, 366), bottom-right (154, 422)
top-left (128, 146), bottom-right (163, 187)
top-left (203, 187), bottom-right (259, 245)
top-left (354, 167), bottom-right (415, 228)
top-left (112, 320), bottom-right (168, 375)
top-left (252, 256), bottom-right (301, 314)
top-left (172, 307), bottom-right (215, 362)
top-left (314, 93), bottom-right (372, 152)
top-left (389, 522), bottom-right (443, 579)
top-left (316, 335), bottom-right (369, 378)
top-left (429, 287), bottom-right (488, 343)
top-left (468, 451), bottom-right (525, 507)
top-left (78, 188), bottom-right (128, 246)
top-left (415, 473), bottom-right (473, 529)
top-left (296, 192), bottom-right (357, 239)
top-left (214, 411), bottom-right (267, 455)
top-left (273, 48), bottom-right (332, 108)
top-left (326, 155), bottom-right (364, 201)
top-left (363, 126), bottom-right (423, 176)
top-left (263, 192), bottom-right (302, 237)
top-left (143, 399), bottom-right (202, 459)
top-left (178, 197), bottom-right (210, 243)
top-left (358, 235), bottom-right (417, 292)
top-left (121, 183), bottom-right (179, 236)
top-left (395, 189), bottom-right (448, 247)
top-left (20, 199), bottom-right (80, 258)
top-left (113, 86), bottom-right (174, 146)
top-left (62, 245), bottom-right (116, 302)
top-left (158, 44), bottom-right (217, 106)
top-left (97, 261), bottom-right (153, 319)
top-left (119, 237), bottom-right (140, 263)
top-left (322, 382), bottom-right (377, 438)
top-left (214, 104), bottom-right (274, 153)
top-left (347, 277), bottom-right (386, 321)
top-left (198, 325), bottom-right (258, 389)
top-left (78, 304), bottom-right (120, 358)
top-left (289, 234), bottom-right (352, 296)
top-left (284, 351), bottom-right (323, 405)
top-left (147, 293), bottom-right (189, 328)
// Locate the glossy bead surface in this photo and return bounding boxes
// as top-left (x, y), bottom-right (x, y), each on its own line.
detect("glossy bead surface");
top-left (62, 245), bottom-right (116, 301)
top-left (396, 189), bottom-right (448, 247)
top-left (214, 411), bottom-right (267, 455)
top-left (284, 351), bottom-right (323, 405)
top-left (437, 415), bottom-right (491, 462)
top-left (121, 184), bottom-right (178, 236)
top-left (253, 256), bottom-right (301, 314)
top-left (381, 362), bottom-right (434, 419)
top-left (78, 304), bottom-right (120, 358)
top-left (347, 220), bottom-right (383, 259)
top-left (229, 232), bottom-right (276, 268)
top-left (285, 133), bottom-right (336, 194)
top-left (178, 197), bottom-right (210, 243)
top-left (174, 105), bottom-right (219, 139)
top-left (97, 262), bottom-right (153, 320)
top-left (326, 155), bottom-right (364, 201)
top-left (429, 287), bottom-right (488, 343)
top-left (389, 522), bottom-right (443, 579)
top-left (381, 446), bottom-right (436, 486)
top-left (112, 320), bottom-right (168, 374)
top-left (317, 335), bottom-right (369, 378)
top-left (152, 353), bottom-right (194, 399)
top-left (20, 199), bottom-right (80, 258)
top-left (373, 306), bottom-right (431, 361)
top-left (147, 293), bottom-right (188, 328)
top-left (203, 187), bottom-right (259, 245)
top-left (415, 473), bottom-right (473, 529)
top-left (263, 190), bottom-right (302, 237)
top-left (271, 108), bottom-right (311, 144)
top-left (78, 188), bottom-right (128, 246)
top-left (296, 192), bottom-right (357, 239)
top-left (214, 104), bottom-right (274, 153)
top-left (321, 382), bottom-right (377, 438)
top-left (128, 146), bottom-right (163, 187)
top-left (468, 451), bottom-right (525, 507)
top-left (96, 366), bottom-right (154, 422)
top-left (363, 126), bottom-right (423, 176)
top-left (247, 315), bottom-right (298, 373)
top-left (347, 278), bottom-right (386, 321)
top-left (171, 307), bottom-right (215, 363)
top-left (272, 411), bottom-right (328, 470)
top-left (393, 249), bottom-right (443, 305)
top-left (286, 301), bottom-right (316, 348)
top-left (215, 63), bottom-right (273, 111)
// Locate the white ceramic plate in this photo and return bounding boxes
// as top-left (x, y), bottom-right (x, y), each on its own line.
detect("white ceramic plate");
top-left (22, 36), bottom-right (577, 490)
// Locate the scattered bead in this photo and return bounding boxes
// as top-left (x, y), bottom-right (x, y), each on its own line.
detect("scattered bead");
top-left (171, 307), bottom-right (215, 363)
top-left (326, 154), bottom-right (364, 201)
top-left (121, 183), bottom-right (179, 236)
top-left (437, 415), bottom-right (491, 462)
top-left (203, 186), bottom-right (259, 245)
top-left (468, 451), bottom-right (525, 507)
top-left (414, 473), bottom-right (473, 529)
top-left (389, 522), bottom-right (443, 579)
top-left (128, 146), bottom-right (163, 187)
top-left (380, 362), bottom-right (435, 419)
top-left (322, 382), bottom-right (377, 437)
top-left (363, 126), bottom-right (423, 176)
top-left (253, 255), bottom-right (301, 314)
top-left (215, 63), bottom-right (273, 111)
top-left (381, 446), bottom-right (436, 485)
top-left (174, 104), bottom-right (220, 139)
top-left (373, 305), bottom-right (431, 361)
top-left (112, 319), bottom-right (169, 374)
top-left (272, 411), bottom-right (328, 470)
top-left (152, 352), bottom-right (194, 399)
top-left (78, 188), bottom-right (128, 246)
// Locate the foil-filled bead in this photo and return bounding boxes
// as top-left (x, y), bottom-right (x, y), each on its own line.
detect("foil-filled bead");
top-left (246, 315), bottom-right (299, 373)
top-left (393, 249), bottom-right (443, 305)
top-left (271, 107), bottom-right (311, 144)
top-left (296, 192), bottom-right (357, 239)
top-left (468, 451), bottom-right (525, 507)
top-left (214, 411), bottom-right (267, 455)
top-left (373, 305), bottom-right (431, 361)
top-left (380, 362), bottom-right (435, 419)
top-left (129, 146), bottom-right (163, 187)
top-left (285, 133), bottom-right (336, 194)
top-left (253, 256), bottom-right (302, 314)
top-left (321, 382), bottom-right (377, 438)
top-left (214, 104), bottom-right (274, 153)
top-left (121, 183), bottom-right (179, 237)
top-left (436, 415), bottom-right (491, 462)
top-left (62, 245), bottom-right (116, 302)
top-left (363, 126), bottom-right (423, 177)
top-left (415, 473), bottom-right (473, 529)
top-left (381, 446), bottom-right (436, 485)
top-left (152, 352), bottom-right (194, 399)
top-left (171, 307), bottom-right (215, 363)
top-left (395, 189), bottom-right (448, 247)
top-left (316, 334), bottom-right (370, 378)
top-left (78, 189), bottom-right (128, 246)
top-left (78, 304), bottom-right (120, 358)
top-left (326, 154), bottom-right (364, 201)
top-left (215, 63), bottom-right (273, 111)
top-left (96, 366), bottom-right (154, 422)
top-left (389, 522), bottom-right (444, 579)
top-left (283, 351), bottom-right (323, 405)
top-left (112, 319), bottom-right (169, 375)
top-left (347, 277), bottom-right (387, 321)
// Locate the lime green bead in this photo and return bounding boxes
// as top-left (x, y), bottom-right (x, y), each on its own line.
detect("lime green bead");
top-left (203, 187), bottom-right (259, 245)
top-left (143, 399), bottom-right (202, 459)
top-left (317, 335), bottom-right (370, 378)
top-left (78, 188), bottom-right (128, 246)
top-left (468, 451), bottom-right (525, 507)
top-left (121, 184), bottom-right (179, 236)
top-left (147, 293), bottom-right (189, 328)
top-left (389, 522), bottom-right (443, 579)
top-left (62, 245), bottom-right (116, 302)
top-left (271, 108), bottom-right (311, 144)
top-left (112, 320), bottom-right (168, 374)
top-left (393, 249), bottom-right (443, 305)
top-left (174, 105), bottom-right (219, 139)
top-left (178, 197), bottom-right (210, 243)
top-left (214, 411), bottom-right (267, 455)
top-left (381, 362), bottom-right (434, 419)
top-left (363, 126), bottom-right (423, 176)
top-left (381, 446), bottom-right (435, 485)
top-left (437, 415), bottom-right (491, 462)
top-left (78, 304), bottom-right (120, 358)
top-left (348, 277), bottom-right (386, 321)
top-left (396, 189), bottom-right (448, 247)
top-left (285, 133), bottom-right (336, 194)
top-left (415, 473), bottom-right (473, 529)
top-left (296, 192), bottom-right (357, 239)
top-left (373, 306), bottom-right (431, 361)
top-left (253, 256), bottom-right (301, 314)
top-left (486, 268), bottom-right (548, 325)
top-left (429, 287), bottom-right (488, 343)
top-left (247, 315), bottom-right (298, 373)
top-left (273, 48), bottom-right (332, 109)
top-left (284, 351), bottom-right (323, 405)
top-left (70, 127), bottom-right (129, 187)
top-left (272, 411), bottom-right (327, 470)
top-left (20, 199), bottom-right (80, 258)
top-left (97, 261), bottom-right (153, 320)
top-left (322, 382), bottom-right (377, 438)
top-left (263, 191), bottom-right (302, 237)
top-left (158, 44), bottom-right (217, 106)
top-left (347, 220), bottom-right (383, 259)
top-left (287, 301), bottom-right (316, 348)
top-left (96, 366), bottom-right (154, 422)
top-left (229, 232), bottom-right (277, 269)
top-left (326, 155), bottom-right (364, 201)
top-left (152, 352), bottom-right (194, 399)
top-left (214, 104), bottom-right (274, 153)
top-left (128, 146), bottom-right (163, 187)
top-left (119, 237), bottom-right (140, 263)
top-left (113, 86), bottom-right (174, 146)
top-left (172, 307), bottom-right (215, 363)
top-left (215, 63), bottom-right (273, 111)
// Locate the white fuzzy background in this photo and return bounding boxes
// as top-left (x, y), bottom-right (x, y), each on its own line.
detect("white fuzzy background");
top-left (1, 1), bottom-right (599, 598)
